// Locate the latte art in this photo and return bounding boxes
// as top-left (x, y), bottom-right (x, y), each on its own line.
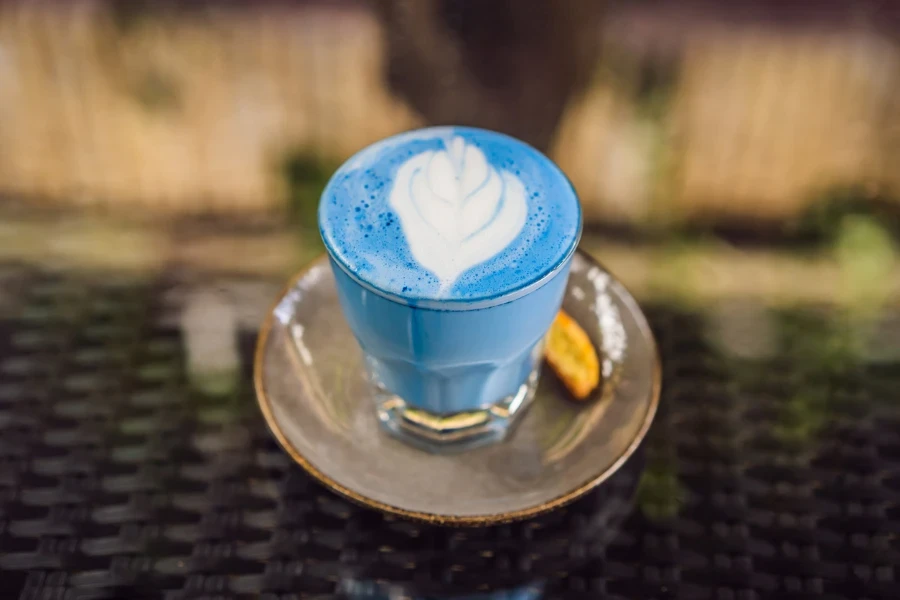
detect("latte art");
top-left (390, 137), bottom-right (528, 290)
top-left (319, 127), bottom-right (580, 303)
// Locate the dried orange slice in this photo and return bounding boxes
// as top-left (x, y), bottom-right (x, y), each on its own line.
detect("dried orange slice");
top-left (544, 310), bottom-right (601, 401)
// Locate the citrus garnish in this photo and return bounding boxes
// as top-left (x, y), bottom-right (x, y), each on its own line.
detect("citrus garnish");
top-left (544, 310), bottom-right (601, 401)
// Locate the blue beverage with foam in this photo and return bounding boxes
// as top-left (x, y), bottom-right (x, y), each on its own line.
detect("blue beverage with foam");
top-left (319, 127), bottom-right (581, 449)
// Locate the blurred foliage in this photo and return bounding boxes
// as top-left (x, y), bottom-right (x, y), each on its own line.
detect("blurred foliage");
top-left (772, 387), bottom-right (832, 448)
top-left (280, 150), bottom-right (340, 252)
top-left (834, 214), bottom-right (897, 313)
top-left (775, 311), bottom-right (857, 374)
top-left (632, 61), bottom-right (679, 123)
top-left (595, 47), bottom-right (679, 108)
top-left (637, 452), bottom-right (686, 521)
top-left (794, 184), bottom-right (900, 244)
top-left (190, 370), bottom-right (241, 399)
top-left (767, 310), bottom-right (858, 448)
top-left (106, 0), bottom-right (156, 33)
top-left (97, 0), bottom-right (184, 114)
top-left (645, 233), bottom-right (729, 307)
top-left (130, 69), bottom-right (182, 113)
top-left (604, 52), bottom-right (680, 230)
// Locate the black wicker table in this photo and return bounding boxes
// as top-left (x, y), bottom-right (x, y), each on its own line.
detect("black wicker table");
top-left (0, 263), bottom-right (898, 599)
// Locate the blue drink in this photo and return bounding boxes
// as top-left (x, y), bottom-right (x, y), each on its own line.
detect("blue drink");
top-left (319, 127), bottom-right (581, 450)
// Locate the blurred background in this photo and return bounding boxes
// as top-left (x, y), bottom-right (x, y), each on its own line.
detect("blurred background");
top-left (3, 0), bottom-right (900, 389)
top-left (0, 0), bottom-right (898, 394)
top-left (1, 0), bottom-right (898, 290)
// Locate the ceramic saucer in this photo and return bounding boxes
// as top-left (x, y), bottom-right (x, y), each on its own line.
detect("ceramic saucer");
top-left (254, 250), bottom-right (660, 526)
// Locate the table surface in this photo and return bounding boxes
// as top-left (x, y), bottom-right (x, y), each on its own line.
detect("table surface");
top-left (0, 262), bottom-right (898, 600)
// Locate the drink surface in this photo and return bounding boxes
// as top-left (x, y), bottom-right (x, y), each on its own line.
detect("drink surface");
top-left (319, 127), bottom-right (581, 305)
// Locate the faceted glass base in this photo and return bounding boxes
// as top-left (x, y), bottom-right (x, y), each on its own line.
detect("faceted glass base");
top-left (371, 366), bottom-right (542, 453)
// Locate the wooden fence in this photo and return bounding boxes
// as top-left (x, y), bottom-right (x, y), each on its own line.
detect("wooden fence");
top-left (0, 2), bottom-right (896, 223)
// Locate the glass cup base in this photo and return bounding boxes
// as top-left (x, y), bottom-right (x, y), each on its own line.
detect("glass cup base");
top-left (371, 365), bottom-right (542, 453)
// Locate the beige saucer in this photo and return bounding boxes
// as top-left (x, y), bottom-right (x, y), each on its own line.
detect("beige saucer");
top-left (254, 251), bottom-right (660, 526)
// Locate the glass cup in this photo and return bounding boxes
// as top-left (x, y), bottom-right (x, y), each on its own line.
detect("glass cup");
top-left (319, 127), bottom-right (582, 451)
top-left (328, 252), bottom-right (575, 450)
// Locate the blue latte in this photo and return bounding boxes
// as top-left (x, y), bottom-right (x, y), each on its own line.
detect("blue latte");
top-left (319, 127), bottom-right (581, 447)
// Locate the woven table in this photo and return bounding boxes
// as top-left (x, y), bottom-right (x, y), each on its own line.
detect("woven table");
top-left (0, 264), bottom-right (897, 599)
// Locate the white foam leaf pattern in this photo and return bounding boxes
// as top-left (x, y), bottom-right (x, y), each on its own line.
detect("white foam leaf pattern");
top-left (389, 136), bottom-right (528, 292)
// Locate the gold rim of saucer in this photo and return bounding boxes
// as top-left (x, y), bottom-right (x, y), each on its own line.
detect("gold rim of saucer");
top-left (254, 250), bottom-right (662, 526)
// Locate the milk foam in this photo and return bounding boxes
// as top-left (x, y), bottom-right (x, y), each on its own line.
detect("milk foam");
top-left (318, 127), bottom-right (581, 304)
top-left (389, 136), bottom-right (527, 290)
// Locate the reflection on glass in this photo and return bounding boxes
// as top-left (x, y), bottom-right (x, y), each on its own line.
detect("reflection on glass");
top-left (341, 580), bottom-right (544, 600)
top-left (333, 449), bottom-right (644, 599)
